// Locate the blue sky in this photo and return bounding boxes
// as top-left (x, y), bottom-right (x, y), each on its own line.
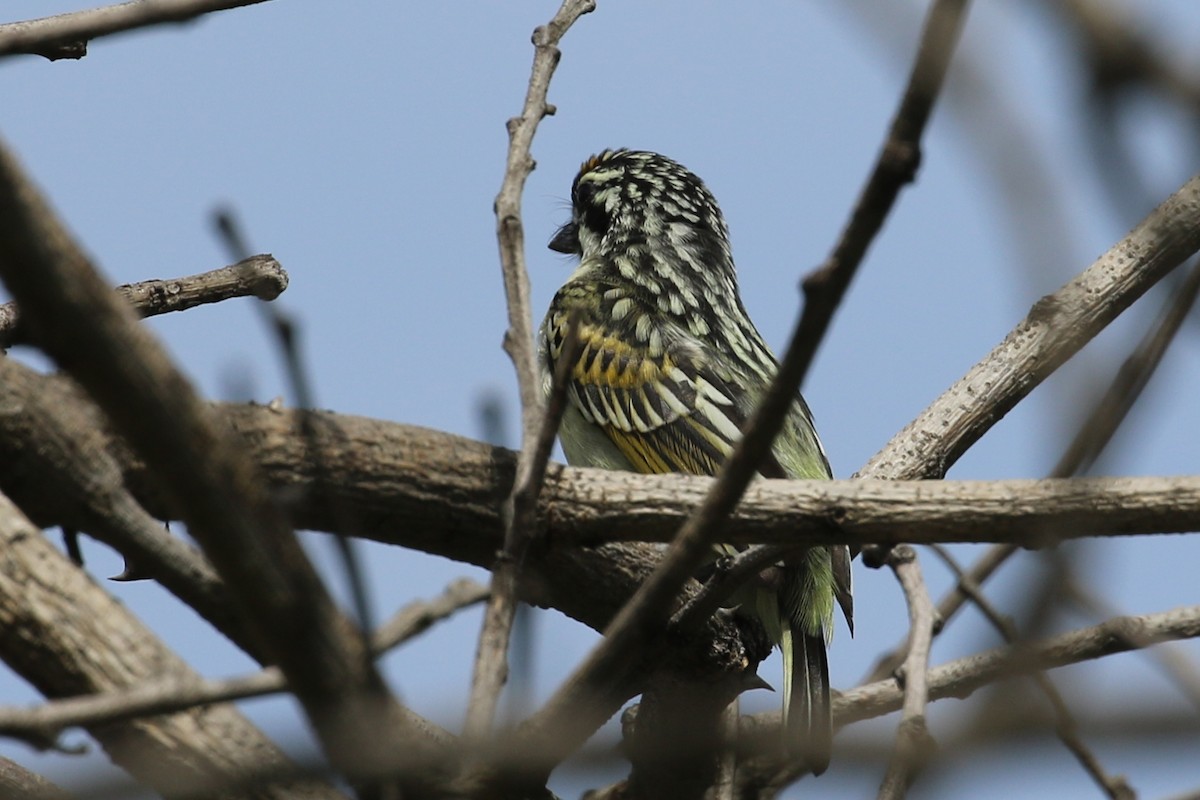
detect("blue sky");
top-left (2, 2), bottom-right (1199, 797)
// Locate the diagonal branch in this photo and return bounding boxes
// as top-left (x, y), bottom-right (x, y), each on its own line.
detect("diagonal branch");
top-left (0, 0), bottom-right (274, 61)
top-left (860, 169), bottom-right (1200, 483)
top-left (0, 137), bottom-right (436, 790)
top-left (0, 759), bottom-right (70, 800)
top-left (834, 605), bottom-right (1200, 729)
top-left (866, 254), bottom-right (1200, 683)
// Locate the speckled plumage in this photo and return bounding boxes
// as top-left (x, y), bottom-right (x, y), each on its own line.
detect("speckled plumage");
top-left (539, 149), bottom-right (851, 773)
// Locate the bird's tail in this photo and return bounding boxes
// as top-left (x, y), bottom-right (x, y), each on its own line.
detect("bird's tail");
top-left (780, 623), bottom-right (832, 774)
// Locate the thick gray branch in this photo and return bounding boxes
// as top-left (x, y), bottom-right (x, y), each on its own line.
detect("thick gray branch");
top-left (89, 405), bottom-right (1200, 563)
top-left (4, 395), bottom-right (1196, 629)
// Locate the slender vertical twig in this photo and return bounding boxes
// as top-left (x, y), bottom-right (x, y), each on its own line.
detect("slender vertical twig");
top-left (464, 0), bottom-right (596, 741)
top-left (876, 548), bottom-right (936, 800)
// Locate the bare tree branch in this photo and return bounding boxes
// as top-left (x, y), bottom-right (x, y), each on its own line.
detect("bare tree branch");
top-left (0, 0), bottom-right (275, 61)
top-left (876, 548), bottom-right (936, 800)
top-left (861, 170), bottom-right (1200, 482)
top-left (542, 472), bottom-right (1200, 548)
top-left (0, 758), bottom-right (72, 800)
top-left (0, 580), bottom-right (485, 749)
top-left (927, 547), bottom-right (1135, 799)
top-left (0, 254), bottom-right (287, 348)
top-left (644, 604), bottom-right (1200, 795)
top-left (0, 356), bottom-right (255, 656)
top-left (0, 491), bottom-right (345, 800)
top-left (1065, 579), bottom-right (1200, 715)
top-left (0, 137), bottom-right (437, 790)
top-left (468, 0), bottom-right (595, 741)
top-left (834, 605), bottom-right (1200, 728)
top-left (377, 577), bottom-right (490, 653)
top-left (1, 389), bottom-right (1193, 564)
top-left (867, 254), bottom-right (1200, 683)
top-left (468, 312), bottom-right (579, 737)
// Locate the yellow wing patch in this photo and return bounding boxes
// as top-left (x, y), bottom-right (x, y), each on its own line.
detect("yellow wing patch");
top-left (572, 326), bottom-right (675, 392)
top-left (546, 292), bottom-right (743, 477)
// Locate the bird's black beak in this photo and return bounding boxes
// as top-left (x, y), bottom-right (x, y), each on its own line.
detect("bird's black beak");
top-left (548, 220), bottom-right (580, 254)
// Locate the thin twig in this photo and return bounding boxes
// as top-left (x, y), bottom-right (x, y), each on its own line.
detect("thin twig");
top-left (835, 605), bottom-right (1200, 728)
top-left (375, 578), bottom-right (490, 653)
top-left (0, 580), bottom-right (485, 747)
top-left (876, 548), bottom-right (937, 800)
top-left (671, 544), bottom-right (791, 630)
top-left (465, 0), bottom-right (595, 741)
top-left (1065, 578), bottom-right (1200, 715)
top-left (468, 311), bottom-right (581, 737)
top-left (791, 0), bottom-right (972, 388)
top-left (0, 0), bottom-right (274, 60)
top-left (0, 254), bottom-right (287, 348)
top-left (212, 208), bottom-right (377, 644)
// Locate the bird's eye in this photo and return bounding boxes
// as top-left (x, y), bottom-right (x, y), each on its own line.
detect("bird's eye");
top-left (574, 177), bottom-right (600, 208)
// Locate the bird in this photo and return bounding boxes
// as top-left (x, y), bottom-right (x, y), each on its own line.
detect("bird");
top-left (538, 148), bottom-right (852, 773)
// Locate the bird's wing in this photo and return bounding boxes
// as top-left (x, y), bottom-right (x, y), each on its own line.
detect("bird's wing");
top-left (545, 281), bottom-right (853, 634)
top-left (545, 295), bottom-right (754, 477)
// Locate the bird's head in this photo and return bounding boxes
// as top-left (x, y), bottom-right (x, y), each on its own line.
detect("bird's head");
top-left (549, 149), bottom-right (733, 273)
